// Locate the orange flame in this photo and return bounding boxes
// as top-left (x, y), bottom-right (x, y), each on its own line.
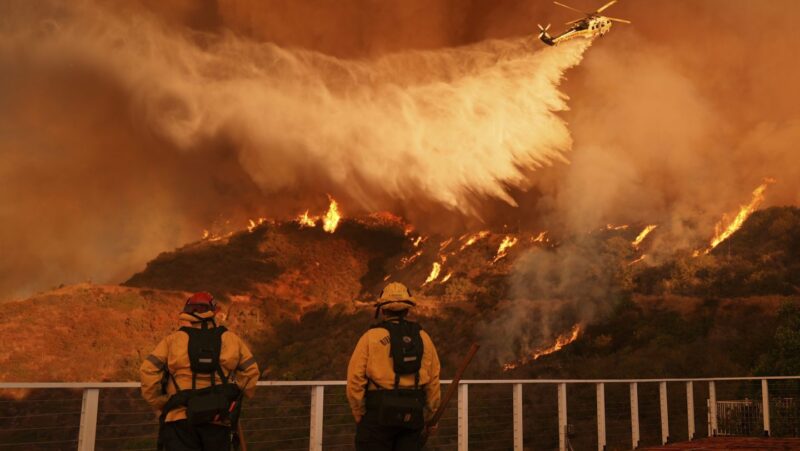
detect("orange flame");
top-left (606, 224), bottom-right (629, 231)
top-left (492, 236), bottom-right (518, 263)
top-left (322, 197), bottom-right (341, 233)
top-left (697, 179), bottom-right (775, 255)
top-left (629, 254), bottom-right (647, 265)
top-left (247, 218), bottom-right (267, 233)
top-left (412, 236), bottom-right (425, 247)
top-left (202, 230), bottom-right (210, 240)
top-left (423, 262), bottom-right (442, 285)
top-left (632, 225), bottom-right (657, 248)
top-left (297, 210), bottom-right (317, 228)
top-left (503, 324), bottom-right (582, 371)
top-left (459, 231), bottom-right (490, 251)
top-left (399, 250), bottom-right (423, 268)
top-left (439, 238), bottom-right (454, 251)
top-left (441, 272), bottom-right (453, 283)
top-left (532, 231), bottom-right (548, 243)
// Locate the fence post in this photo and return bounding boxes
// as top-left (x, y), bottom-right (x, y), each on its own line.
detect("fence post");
top-left (659, 382), bottom-right (669, 445)
top-left (309, 385), bottom-right (324, 451)
top-left (708, 381), bottom-right (717, 436)
top-left (761, 379), bottom-right (770, 437)
top-left (558, 383), bottom-right (568, 451)
top-left (630, 382), bottom-right (639, 449)
top-left (458, 383), bottom-right (469, 451)
top-left (513, 383), bottom-right (523, 451)
top-left (597, 383), bottom-right (606, 451)
top-left (78, 388), bottom-right (99, 451)
top-left (686, 381), bottom-right (695, 440)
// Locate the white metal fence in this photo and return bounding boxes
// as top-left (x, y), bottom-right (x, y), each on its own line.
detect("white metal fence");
top-left (0, 377), bottom-right (798, 450)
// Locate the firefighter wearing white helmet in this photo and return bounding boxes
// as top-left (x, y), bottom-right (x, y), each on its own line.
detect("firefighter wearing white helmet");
top-left (346, 282), bottom-right (442, 451)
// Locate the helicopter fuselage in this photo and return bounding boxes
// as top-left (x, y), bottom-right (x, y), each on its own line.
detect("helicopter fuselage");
top-left (540, 15), bottom-right (613, 46)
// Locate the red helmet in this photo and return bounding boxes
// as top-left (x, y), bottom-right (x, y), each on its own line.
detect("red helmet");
top-left (183, 292), bottom-right (218, 314)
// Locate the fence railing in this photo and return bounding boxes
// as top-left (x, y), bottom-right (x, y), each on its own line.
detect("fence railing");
top-left (0, 377), bottom-right (798, 451)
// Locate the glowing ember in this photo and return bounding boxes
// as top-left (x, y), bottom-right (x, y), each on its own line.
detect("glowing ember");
top-left (439, 238), bottom-right (454, 251)
top-left (492, 236), bottom-right (518, 263)
top-left (532, 231), bottom-right (548, 243)
top-left (632, 225), bottom-right (657, 248)
top-left (297, 210), bottom-right (316, 228)
top-left (322, 197), bottom-right (341, 233)
top-left (459, 231), bottom-right (490, 251)
top-left (629, 254), bottom-right (647, 265)
top-left (202, 230), bottom-right (210, 240)
top-left (247, 218), bottom-right (267, 233)
top-left (423, 262), bottom-right (442, 285)
top-left (606, 224), bottom-right (629, 231)
top-left (441, 272), bottom-right (453, 283)
top-left (399, 250), bottom-right (423, 268)
top-left (412, 236), bottom-right (424, 247)
top-left (697, 179), bottom-right (775, 255)
top-left (503, 324), bottom-right (582, 371)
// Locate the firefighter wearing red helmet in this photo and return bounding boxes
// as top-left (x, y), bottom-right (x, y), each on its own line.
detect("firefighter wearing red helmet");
top-left (347, 282), bottom-right (442, 450)
top-left (140, 292), bottom-right (259, 451)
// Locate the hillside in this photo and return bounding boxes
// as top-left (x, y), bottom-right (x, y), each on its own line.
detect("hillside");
top-left (2, 207), bottom-right (799, 382)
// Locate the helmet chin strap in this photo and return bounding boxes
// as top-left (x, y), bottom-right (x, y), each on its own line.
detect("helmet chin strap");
top-left (187, 311), bottom-right (217, 329)
top-left (374, 300), bottom-right (414, 318)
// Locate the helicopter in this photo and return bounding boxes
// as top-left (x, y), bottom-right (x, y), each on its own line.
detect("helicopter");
top-left (538, 0), bottom-right (631, 46)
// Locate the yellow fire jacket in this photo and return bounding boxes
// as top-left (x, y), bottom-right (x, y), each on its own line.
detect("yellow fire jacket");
top-left (140, 312), bottom-right (260, 422)
top-left (346, 321), bottom-right (441, 423)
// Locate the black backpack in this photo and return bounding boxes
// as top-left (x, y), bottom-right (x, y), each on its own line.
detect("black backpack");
top-left (372, 318), bottom-right (424, 388)
top-left (158, 320), bottom-right (243, 449)
top-left (368, 318), bottom-right (427, 429)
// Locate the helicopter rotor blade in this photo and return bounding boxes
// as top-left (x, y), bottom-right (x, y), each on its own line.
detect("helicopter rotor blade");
top-left (606, 16), bottom-right (631, 24)
top-left (553, 1), bottom-right (589, 15)
top-left (537, 23), bottom-right (552, 38)
top-left (565, 17), bottom-right (584, 25)
top-left (595, 0), bottom-right (618, 14)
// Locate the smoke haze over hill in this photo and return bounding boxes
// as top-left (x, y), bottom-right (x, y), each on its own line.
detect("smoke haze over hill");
top-left (1, 0), bottom-right (800, 300)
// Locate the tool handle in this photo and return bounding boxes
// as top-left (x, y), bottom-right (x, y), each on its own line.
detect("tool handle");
top-left (421, 342), bottom-right (480, 446)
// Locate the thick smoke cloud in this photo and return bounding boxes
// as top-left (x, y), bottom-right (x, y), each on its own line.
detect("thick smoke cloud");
top-left (0, 0), bottom-right (587, 299)
top-left (481, 0), bottom-right (800, 362)
top-left (2, 0), bottom-right (800, 305)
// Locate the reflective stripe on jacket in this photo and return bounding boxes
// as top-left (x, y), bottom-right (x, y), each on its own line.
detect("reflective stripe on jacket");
top-left (140, 312), bottom-right (260, 422)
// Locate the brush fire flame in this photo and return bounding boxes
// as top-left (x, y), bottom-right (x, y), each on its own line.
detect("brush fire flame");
top-left (492, 236), bottom-right (518, 263)
top-left (295, 197), bottom-right (341, 233)
top-left (629, 254), bottom-right (647, 265)
top-left (532, 231), bottom-right (548, 243)
top-left (460, 231), bottom-right (490, 251)
top-left (322, 198), bottom-right (341, 233)
top-left (297, 211), bottom-right (316, 228)
top-left (503, 324), bottom-right (582, 371)
top-left (632, 225), bottom-right (657, 248)
top-left (441, 272), bottom-right (453, 283)
top-left (423, 262), bottom-right (442, 285)
top-left (695, 179), bottom-right (775, 256)
top-left (247, 218), bottom-right (267, 233)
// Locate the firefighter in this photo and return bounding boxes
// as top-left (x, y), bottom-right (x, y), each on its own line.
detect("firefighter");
top-left (347, 282), bottom-right (442, 451)
top-left (140, 292), bottom-right (259, 451)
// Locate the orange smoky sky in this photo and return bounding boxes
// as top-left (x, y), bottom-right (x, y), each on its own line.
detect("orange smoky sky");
top-left (1, 0), bottom-right (799, 300)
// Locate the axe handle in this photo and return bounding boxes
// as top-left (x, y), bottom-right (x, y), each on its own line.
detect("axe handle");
top-left (422, 343), bottom-right (480, 444)
top-left (237, 422), bottom-right (248, 451)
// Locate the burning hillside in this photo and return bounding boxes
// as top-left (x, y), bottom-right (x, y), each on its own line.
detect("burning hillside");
top-left (1, 202), bottom-right (800, 381)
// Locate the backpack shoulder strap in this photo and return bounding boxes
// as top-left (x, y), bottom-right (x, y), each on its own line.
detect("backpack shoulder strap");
top-left (214, 327), bottom-right (230, 383)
